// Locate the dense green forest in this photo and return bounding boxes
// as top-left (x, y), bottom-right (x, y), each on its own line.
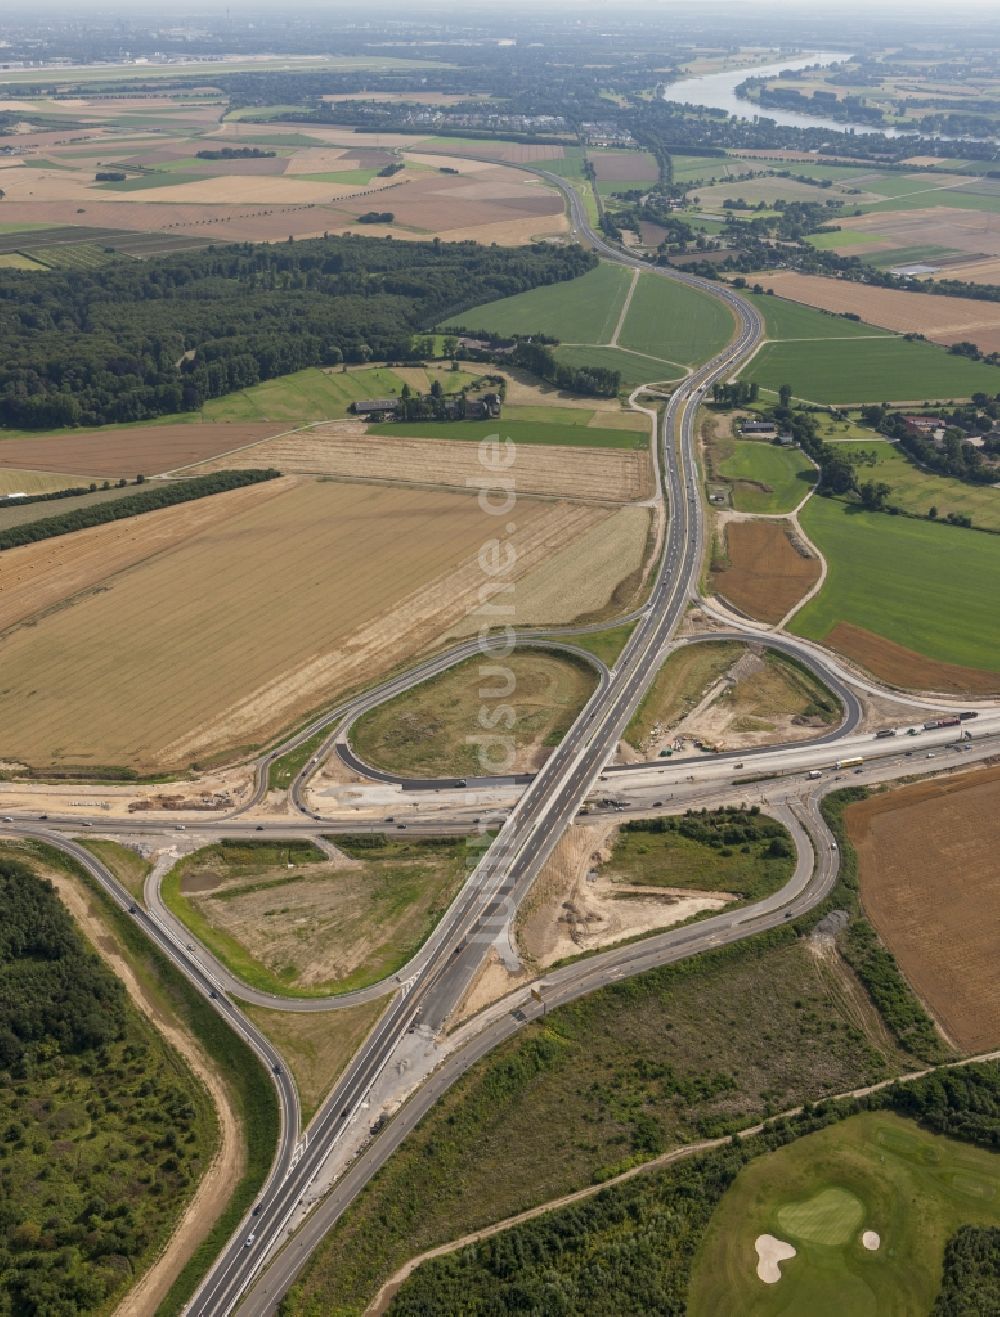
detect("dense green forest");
top-left (0, 856), bottom-right (124, 1068)
top-left (933, 1226), bottom-right (1000, 1315)
top-left (0, 236), bottom-right (594, 429)
top-left (387, 1063), bottom-right (1000, 1314)
top-left (0, 853), bottom-right (216, 1314)
top-left (0, 468), bottom-right (280, 551)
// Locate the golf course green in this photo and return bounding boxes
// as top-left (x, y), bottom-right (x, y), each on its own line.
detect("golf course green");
top-left (689, 1111), bottom-right (1000, 1316)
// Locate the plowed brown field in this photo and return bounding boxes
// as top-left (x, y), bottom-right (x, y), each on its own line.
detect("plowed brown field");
top-left (826, 622), bottom-right (1000, 696)
top-left (758, 272), bottom-right (1000, 356)
top-left (711, 519), bottom-right (820, 624)
top-left (590, 150), bottom-right (658, 182)
top-left (0, 479), bottom-right (616, 771)
top-left (846, 765), bottom-right (1000, 1052)
top-left (184, 424), bottom-right (654, 502)
top-left (0, 423), bottom-right (282, 478)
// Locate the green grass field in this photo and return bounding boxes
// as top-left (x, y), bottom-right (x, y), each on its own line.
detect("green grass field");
top-left (791, 496), bottom-right (1000, 672)
top-left (864, 244), bottom-right (962, 270)
top-left (740, 336), bottom-right (1000, 404)
top-left (617, 273), bottom-right (735, 365)
top-left (858, 187), bottom-right (1000, 216)
top-left (607, 814), bottom-right (794, 902)
top-left (670, 153), bottom-right (738, 184)
top-left (838, 439), bottom-right (1000, 531)
top-left (193, 364), bottom-right (480, 425)
top-left (552, 343), bottom-right (685, 389)
top-left (0, 251), bottom-right (47, 270)
top-left (689, 1111), bottom-right (1000, 1317)
top-left (747, 293), bottom-right (894, 342)
top-left (161, 836), bottom-right (471, 998)
top-left (717, 440), bottom-right (816, 513)
top-left (368, 417), bottom-right (644, 449)
top-left (351, 651), bottom-right (597, 777)
top-left (444, 262), bottom-right (632, 343)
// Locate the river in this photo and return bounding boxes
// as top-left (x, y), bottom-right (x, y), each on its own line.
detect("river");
top-left (661, 52), bottom-right (917, 139)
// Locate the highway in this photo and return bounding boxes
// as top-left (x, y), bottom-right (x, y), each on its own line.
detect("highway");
top-left (2, 167), bottom-right (997, 1316)
top-left (178, 181), bottom-right (776, 1314)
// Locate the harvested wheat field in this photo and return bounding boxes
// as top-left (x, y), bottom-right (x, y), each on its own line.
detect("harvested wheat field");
top-left (0, 467), bottom-right (87, 496)
top-left (759, 272), bottom-right (1000, 356)
top-left (333, 170), bottom-right (564, 234)
top-left (450, 505), bottom-right (653, 632)
top-left (824, 622), bottom-right (1000, 696)
top-left (832, 206), bottom-right (1000, 260)
top-left (711, 519), bottom-right (820, 624)
top-left (0, 479), bottom-right (618, 771)
top-left (426, 140), bottom-right (566, 163)
top-left (185, 424), bottom-right (654, 502)
top-left (846, 765), bottom-right (1000, 1052)
top-left (0, 475), bottom-right (290, 638)
top-left (0, 423), bottom-right (282, 478)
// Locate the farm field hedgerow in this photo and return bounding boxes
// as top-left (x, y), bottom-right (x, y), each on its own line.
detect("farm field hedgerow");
top-left (688, 1112), bottom-right (1000, 1317)
top-left (739, 335), bottom-right (1000, 403)
top-left (791, 495), bottom-right (1000, 680)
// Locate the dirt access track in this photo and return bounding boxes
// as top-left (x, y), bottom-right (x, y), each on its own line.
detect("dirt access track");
top-left (38, 858), bottom-right (241, 1317)
top-left (846, 764), bottom-right (1000, 1054)
top-left (757, 272), bottom-right (1000, 357)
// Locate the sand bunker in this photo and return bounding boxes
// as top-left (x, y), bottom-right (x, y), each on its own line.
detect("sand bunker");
top-left (755, 1234), bottom-right (796, 1283)
top-left (862, 1230), bottom-right (881, 1251)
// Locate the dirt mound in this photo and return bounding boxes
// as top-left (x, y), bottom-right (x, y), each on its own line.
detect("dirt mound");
top-left (711, 520), bottom-right (820, 625)
top-left (825, 622), bottom-right (1000, 696)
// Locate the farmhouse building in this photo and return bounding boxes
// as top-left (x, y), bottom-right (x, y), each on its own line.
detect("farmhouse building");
top-left (351, 398), bottom-right (400, 420)
top-left (902, 414), bottom-right (943, 435)
top-left (739, 420), bottom-right (776, 435)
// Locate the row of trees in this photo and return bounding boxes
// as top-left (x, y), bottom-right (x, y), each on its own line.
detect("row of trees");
top-left (0, 235), bottom-right (595, 429)
top-left (0, 469), bottom-right (280, 551)
top-left (510, 338), bottom-right (620, 398)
